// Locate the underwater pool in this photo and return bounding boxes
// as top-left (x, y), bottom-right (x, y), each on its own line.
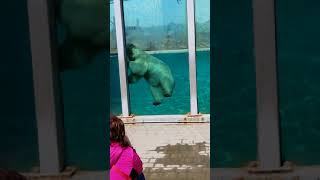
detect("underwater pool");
top-left (110, 50), bottom-right (210, 116)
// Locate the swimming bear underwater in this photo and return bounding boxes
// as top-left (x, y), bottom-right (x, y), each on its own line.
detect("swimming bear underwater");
top-left (126, 44), bottom-right (175, 106)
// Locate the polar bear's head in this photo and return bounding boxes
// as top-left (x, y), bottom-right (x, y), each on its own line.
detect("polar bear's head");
top-left (126, 44), bottom-right (144, 61)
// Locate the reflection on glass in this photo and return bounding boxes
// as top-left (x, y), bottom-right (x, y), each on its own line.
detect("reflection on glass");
top-left (110, 2), bottom-right (117, 53)
top-left (277, 0), bottom-right (320, 165)
top-left (110, 54), bottom-right (122, 115)
top-left (122, 0), bottom-right (188, 51)
top-left (211, 0), bottom-right (257, 167)
top-left (195, 0), bottom-right (210, 49)
top-left (56, 0), bottom-right (107, 169)
top-left (122, 0), bottom-right (190, 115)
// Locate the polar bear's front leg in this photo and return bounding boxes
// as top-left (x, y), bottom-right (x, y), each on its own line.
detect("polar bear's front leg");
top-left (128, 73), bottom-right (142, 84)
top-left (150, 86), bottom-right (164, 106)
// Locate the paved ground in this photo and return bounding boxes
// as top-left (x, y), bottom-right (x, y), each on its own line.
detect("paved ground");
top-left (23, 123), bottom-right (210, 180)
top-left (125, 123), bottom-right (210, 180)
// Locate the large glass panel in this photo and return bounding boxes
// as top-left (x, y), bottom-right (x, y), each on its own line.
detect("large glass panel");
top-left (276, 0), bottom-right (320, 165)
top-left (211, 0), bottom-right (257, 167)
top-left (0, 0), bottom-right (39, 171)
top-left (196, 0), bottom-right (210, 114)
top-left (110, 4), bottom-right (122, 116)
top-left (56, 0), bottom-right (108, 170)
top-left (123, 0), bottom-right (190, 115)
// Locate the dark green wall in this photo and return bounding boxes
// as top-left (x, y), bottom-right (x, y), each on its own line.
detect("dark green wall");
top-left (277, 0), bottom-right (320, 165)
top-left (211, 0), bottom-right (257, 167)
top-left (60, 53), bottom-right (109, 170)
top-left (0, 0), bottom-right (39, 171)
top-left (211, 0), bottom-right (320, 167)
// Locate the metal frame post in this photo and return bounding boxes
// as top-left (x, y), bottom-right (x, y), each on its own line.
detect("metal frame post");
top-left (186, 0), bottom-right (199, 115)
top-left (252, 0), bottom-right (281, 170)
top-left (27, 0), bottom-right (64, 173)
top-left (114, 0), bottom-right (130, 117)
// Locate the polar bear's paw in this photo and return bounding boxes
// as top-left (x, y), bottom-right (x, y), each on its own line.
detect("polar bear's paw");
top-left (153, 101), bottom-right (161, 106)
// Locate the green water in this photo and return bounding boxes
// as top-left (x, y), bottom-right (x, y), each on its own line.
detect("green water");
top-left (211, 0), bottom-right (257, 168)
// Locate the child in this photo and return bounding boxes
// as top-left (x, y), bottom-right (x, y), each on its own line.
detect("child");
top-left (110, 116), bottom-right (144, 180)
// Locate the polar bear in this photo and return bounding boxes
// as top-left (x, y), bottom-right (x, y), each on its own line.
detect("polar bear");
top-left (126, 44), bottom-right (175, 106)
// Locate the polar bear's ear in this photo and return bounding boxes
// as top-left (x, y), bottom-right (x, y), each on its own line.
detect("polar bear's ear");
top-left (127, 56), bottom-right (135, 61)
top-left (126, 43), bottom-right (136, 50)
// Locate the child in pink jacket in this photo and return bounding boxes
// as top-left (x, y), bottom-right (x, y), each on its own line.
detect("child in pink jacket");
top-left (110, 116), bottom-right (143, 180)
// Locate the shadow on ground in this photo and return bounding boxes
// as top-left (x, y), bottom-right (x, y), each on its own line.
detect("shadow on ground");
top-left (144, 142), bottom-right (210, 180)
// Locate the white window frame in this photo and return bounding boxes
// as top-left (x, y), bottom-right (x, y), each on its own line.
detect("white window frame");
top-left (113, 0), bottom-right (201, 119)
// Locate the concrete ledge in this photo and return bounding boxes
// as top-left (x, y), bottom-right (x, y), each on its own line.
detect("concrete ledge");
top-left (181, 113), bottom-right (206, 122)
top-left (247, 161), bottom-right (294, 174)
top-left (21, 170), bottom-right (108, 180)
top-left (22, 167), bottom-right (77, 180)
top-left (212, 166), bottom-right (320, 179)
top-left (119, 114), bottom-right (210, 124)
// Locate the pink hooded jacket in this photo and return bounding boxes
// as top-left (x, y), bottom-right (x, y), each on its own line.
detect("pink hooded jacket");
top-left (110, 142), bottom-right (143, 180)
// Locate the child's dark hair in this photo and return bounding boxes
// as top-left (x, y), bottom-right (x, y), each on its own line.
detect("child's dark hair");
top-left (110, 115), bottom-right (131, 147)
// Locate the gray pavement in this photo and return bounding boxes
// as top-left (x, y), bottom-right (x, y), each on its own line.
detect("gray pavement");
top-left (125, 123), bottom-right (210, 180)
